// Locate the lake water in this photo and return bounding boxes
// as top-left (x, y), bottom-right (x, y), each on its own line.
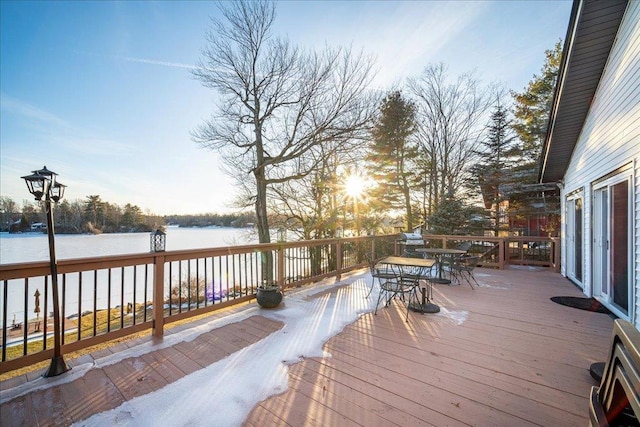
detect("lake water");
top-left (0, 227), bottom-right (257, 327)
top-left (0, 227), bottom-right (257, 264)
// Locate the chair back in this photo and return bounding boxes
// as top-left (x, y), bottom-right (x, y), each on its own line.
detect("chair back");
top-left (364, 252), bottom-right (376, 273)
top-left (455, 241), bottom-right (472, 252)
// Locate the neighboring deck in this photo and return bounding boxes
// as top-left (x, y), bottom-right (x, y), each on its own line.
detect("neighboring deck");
top-left (1, 267), bottom-right (615, 426)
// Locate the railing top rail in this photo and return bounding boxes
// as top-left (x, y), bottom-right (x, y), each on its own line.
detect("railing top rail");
top-left (421, 234), bottom-right (557, 242)
top-left (0, 233), bottom-right (556, 280)
top-left (0, 234), bottom-right (400, 280)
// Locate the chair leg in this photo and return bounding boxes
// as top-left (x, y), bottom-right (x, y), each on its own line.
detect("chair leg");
top-left (450, 268), bottom-right (460, 285)
top-left (365, 277), bottom-right (375, 298)
top-left (374, 284), bottom-right (385, 315)
top-left (406, 286), bottom-right (420, 322)
top-left (462, 270), bottom-right (477, 289)
top-left (404, 297), bottom-right (410, 322)
top-left (470, 273), bottom-right (479, 289)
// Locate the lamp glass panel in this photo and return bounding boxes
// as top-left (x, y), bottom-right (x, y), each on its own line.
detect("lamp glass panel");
top-left (51, 182), bottom-right (66, 202)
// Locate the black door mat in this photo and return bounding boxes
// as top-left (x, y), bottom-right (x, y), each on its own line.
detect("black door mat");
top-left (550, 296), bottom-right (612, 314)
top-left (590, 361), bottom-right (605, 382)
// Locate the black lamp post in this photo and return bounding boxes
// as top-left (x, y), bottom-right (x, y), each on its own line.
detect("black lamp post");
top-left (21, 166), bottom-right (70, 377)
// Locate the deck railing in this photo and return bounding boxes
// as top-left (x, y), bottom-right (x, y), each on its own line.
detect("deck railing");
top-left (0, 233), bottom-right (557, 374)
top-left (419, 235), bottom-right (560, 271)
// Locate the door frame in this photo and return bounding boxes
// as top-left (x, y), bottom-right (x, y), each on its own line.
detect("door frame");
top-left (591, 166), bottom-right (634, 320)
top-left (565, 189), bottom-right (584, 287)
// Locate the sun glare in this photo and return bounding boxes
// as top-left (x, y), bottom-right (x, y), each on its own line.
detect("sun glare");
top-left (344, 174), bottom-right (367, 199)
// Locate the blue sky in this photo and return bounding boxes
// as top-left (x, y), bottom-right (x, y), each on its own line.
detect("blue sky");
top-left (1, 1), bottom-right (572, 215)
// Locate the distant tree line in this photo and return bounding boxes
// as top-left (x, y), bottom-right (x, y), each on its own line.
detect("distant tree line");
top-left (0, 195), bottom-right (255, 234)
top-left (0, 195), bottom-right (163, 234)
top-left (164, 212), bottom-right (256, 228)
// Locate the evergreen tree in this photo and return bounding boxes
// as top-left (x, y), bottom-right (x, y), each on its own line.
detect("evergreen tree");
top-left (509, 41), bottom-right (563, 235)
top-left (472, 103), bottom-right (517, 235)
top-left (367, 91), bottom-right (418, 231)
top-left (512, 41), bottom-right (562, 164)
top-left (84, 195), bottom-right (104, 229)
top-left (427, 195), bottom-right (483, 235)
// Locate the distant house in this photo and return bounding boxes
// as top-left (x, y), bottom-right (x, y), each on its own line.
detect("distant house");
top-left (478, 181), bottom-right (560, 237)
top-left (30, 222), bottom-right (46, 232)
top-left (539, 0), bottom-right (639, 327)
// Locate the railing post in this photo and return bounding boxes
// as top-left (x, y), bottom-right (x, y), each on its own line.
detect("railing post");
top-left (370, 237), bottom-right (376, 260)
top-left (499, 238), bottom-right (506, 269)
top-left (277, 245), bottom-right (285, 289)
top-left (336, 239), bottom-right (343, 281)
top-left (553, 237), bottom-right (561, 273)
top-left (152, 254), bottom-right (165, 338)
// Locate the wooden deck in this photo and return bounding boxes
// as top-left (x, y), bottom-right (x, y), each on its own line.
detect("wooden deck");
top-left (1, 267), bottom-right (614, 426)
top-left (245, 267), bottom-right (614, 426)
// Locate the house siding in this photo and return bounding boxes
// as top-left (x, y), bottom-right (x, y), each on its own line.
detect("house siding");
top-left (561, 1), bottom-right (640, 327)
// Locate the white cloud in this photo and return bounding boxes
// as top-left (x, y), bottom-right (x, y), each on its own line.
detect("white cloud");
top-left (0, 92), bottom-right (70, 128)
top-left (331, 2), bottom-right (490, 88)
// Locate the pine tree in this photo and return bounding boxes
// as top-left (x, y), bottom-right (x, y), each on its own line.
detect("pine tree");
top-left (471, 103), bottom-right (517, 235)
top-left (367, 91), bottom-right (418, 231)
top-left (508, 41), bottom-right (563, 235)
top-left (512, 41), bottom-right (563, 163)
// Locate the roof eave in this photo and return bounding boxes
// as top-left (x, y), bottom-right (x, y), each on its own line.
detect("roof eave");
top-left (538, 0), bottom-right (629, 184)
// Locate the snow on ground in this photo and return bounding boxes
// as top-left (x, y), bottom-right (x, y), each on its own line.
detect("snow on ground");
top-left (79, 273), bottom-right (375, 426)
top-left (1, 270), bottom-right (470, 426)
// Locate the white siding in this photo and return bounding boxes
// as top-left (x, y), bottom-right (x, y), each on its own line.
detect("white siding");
top-left (562, 1), bottom-right (640, 327)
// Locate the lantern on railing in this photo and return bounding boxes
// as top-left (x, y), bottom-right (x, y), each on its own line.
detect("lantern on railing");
top-left (150, 229), bottom-right (166, 252)
top-left (277, 227), bottom-right (287, 242)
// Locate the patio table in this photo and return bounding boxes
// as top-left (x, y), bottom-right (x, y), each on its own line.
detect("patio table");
top-left (415, 248), bottom-right (466, 284)
top-left (376, 256), bottom-right (439, 313)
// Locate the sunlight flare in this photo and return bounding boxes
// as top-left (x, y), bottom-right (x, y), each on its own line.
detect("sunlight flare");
top-left (343, 173), bottom-right (367, 199)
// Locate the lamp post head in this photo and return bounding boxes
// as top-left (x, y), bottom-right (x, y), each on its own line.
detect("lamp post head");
top-left (51, 181), bottom-right (66, 202)
top-left (32, 166), bottom-right (58, 181)
top-left (21, 172), bottom-right (49, 201)
top-left (21, 166), bottom-right (64, 202)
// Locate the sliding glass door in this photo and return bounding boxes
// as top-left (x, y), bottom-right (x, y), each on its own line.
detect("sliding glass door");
top-left (593, 172), bottom-right (632, 318)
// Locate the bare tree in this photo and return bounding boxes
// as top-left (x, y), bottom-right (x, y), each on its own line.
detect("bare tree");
top-left (408, 64), bottom-right (493, 223)
top-left (269, 144), bottom-right (342, 240)
top-left (191, 0), bottom-right (377, 254)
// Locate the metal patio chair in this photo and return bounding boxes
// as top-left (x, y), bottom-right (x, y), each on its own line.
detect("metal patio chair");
top-left (365, 253), bottom-right (395, 298)
top-left (450, 255), bottom-right (480, 289)
top-left (374, 266), bottom-right (421, 322)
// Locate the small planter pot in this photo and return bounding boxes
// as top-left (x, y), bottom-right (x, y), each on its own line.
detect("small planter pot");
top-left (256, 286), bottom-right (283, 308)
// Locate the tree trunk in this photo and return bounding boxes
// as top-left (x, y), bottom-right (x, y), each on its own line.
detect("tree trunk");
top-left (254, 169), bottom-right (274, 283)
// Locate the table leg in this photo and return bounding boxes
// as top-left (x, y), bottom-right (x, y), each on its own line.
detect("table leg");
top-left (409, 277), bottom-right (440, 314)
top-left (431, 254), bottom-right (451, 285)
